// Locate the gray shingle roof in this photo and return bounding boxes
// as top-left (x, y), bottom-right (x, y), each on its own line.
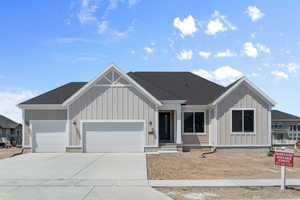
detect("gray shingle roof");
top-left (272, 110), bottom-right (300, 120)
top-left (20, 72), bottom-right (241, 105)
top-left (20, 82), bottom-right (86, 105)
top-left (128, 72), bottom-right (227, 105)
top-left (0, 115), bottom-right (20, 129)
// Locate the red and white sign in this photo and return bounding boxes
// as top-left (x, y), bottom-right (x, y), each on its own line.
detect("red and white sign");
top-left (275, 148), bottom-right (294, 168)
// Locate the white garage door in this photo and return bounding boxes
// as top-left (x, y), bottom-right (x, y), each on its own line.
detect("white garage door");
top-left (83, 121), bottom-right (145, 153)
top-left (31, 120), bottom-right (67, 153)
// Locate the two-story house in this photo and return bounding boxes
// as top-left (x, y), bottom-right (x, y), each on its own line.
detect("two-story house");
top-left (272, 110), bottom-right (300, 146)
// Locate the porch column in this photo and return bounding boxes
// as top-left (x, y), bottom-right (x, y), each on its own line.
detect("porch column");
top-left (176, 104), bottom-right (182, 144)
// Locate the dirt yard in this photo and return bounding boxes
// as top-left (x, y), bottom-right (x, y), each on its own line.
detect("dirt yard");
top-left (158, 187), bottom-right (300, 200)
top-left (0, 148), bottom-right (22, 159)
top-left (147, 150), bottom-right (300, 180)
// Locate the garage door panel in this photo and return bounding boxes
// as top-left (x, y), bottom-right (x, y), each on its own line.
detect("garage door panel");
top-left (31, 121), bottom-right (66, 153)
top-left (83, 121), bottom-right (144, 153)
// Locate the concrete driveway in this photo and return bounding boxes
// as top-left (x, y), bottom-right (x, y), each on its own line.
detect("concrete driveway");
top-left (0, 153), bottom-right (172, 200)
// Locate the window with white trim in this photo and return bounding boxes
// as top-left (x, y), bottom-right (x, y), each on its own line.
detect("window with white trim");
top-left (232, 109), bottom-right (254, 133)
top-left (184, 112), bottom-right (205, 133)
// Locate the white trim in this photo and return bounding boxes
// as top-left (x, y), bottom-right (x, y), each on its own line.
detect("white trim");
top-left (93, 84), bottom-right (132, 87)
top-left (182, 111), bottom-right (206, 136)
top-left (80, 120), bottom-right (146, 152)
top-left (29, 120), bottom-right (68, 152)
top-left (182, 105), bottom-right (212, 110)
top-left (161, 100), bottom-right (186, 104)
top-left (155, 108), bottom-right (159, 147)
top-left (230, 108), bottom-right (256, 135)
top-left (212, 77), bottom-right (276, 106)
top-left (62, 64), bottom-right (162, 107)
top-left (214, 105), bottom-right (218, 145)
top-left (18, 104), bottom-right (65, 109)
top-left (21, 109), bottom-right (25, 147)
top-left (268, 105), bottom-right (272, 146)
top-left (67, 105), bottom-right (70, 146)
top-left (176, 104), bottom-right (182, 144)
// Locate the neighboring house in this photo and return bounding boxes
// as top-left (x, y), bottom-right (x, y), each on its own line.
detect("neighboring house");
top-left (0, 115), bottom-right (22, 147)
top-left (18, 64), bottom-right (276, 153)
top-left (272, 110), bottom-right (300, 146)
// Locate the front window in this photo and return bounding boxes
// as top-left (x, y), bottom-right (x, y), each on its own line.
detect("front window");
top-left (184, 112), bottom-right (205, 133)
top-left (232, 110), bottom-right (255, 133)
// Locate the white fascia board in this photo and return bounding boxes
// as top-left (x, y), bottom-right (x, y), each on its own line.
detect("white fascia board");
top-left (62, 64), bottom-right (162, 107)
top-left (182, 105), bottom-right (212, 110)
top-left (161, 100), bottom-right (187, 104)
top-left (212, 77), bottom-right (276, 106)
top-left (17, 104), bottom-right (66, 110)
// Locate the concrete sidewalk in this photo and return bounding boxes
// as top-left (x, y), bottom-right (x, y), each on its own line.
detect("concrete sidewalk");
top-left (149, 179), bottom-right (300, 187)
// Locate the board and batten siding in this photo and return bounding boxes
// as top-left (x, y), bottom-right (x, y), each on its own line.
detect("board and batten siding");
top-left (216, 83), bottom-right (271, 146)
top-left (69, 86), bottom-right (157, 146)
top-left (23, 110), bottom-right (67, 146)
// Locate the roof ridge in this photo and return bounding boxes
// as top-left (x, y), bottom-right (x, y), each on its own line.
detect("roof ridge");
top-left (128, 72), bottom-right (183, 100)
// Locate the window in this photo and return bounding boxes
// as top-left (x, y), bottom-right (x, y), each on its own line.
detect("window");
top-left (298, 125), bottom-right (300, 131)
top-left (184, 112), bottom-right (205, 134)
top-left (290, 125), bottom-right (297, 132)
top-left (272, 122), bottom-right (283, 129)
top-left (232, 109), bottom-right (255, 133)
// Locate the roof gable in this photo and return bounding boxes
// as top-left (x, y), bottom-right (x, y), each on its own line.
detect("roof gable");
top-left (212, 77), bottom-right (276, 106)
top-left (62, 64), bottom-right (162, 107)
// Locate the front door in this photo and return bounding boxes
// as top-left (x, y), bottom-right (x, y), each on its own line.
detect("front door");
top-left (159, 112), bottom-right (172, 143)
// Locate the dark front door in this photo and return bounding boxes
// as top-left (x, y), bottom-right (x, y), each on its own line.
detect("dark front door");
top-left (159, 112), bottom-right (171, 142)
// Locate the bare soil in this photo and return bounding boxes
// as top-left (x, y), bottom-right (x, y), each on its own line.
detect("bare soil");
top-left (147, 150), bottom-right (300, 180)
top-left (0, 148), bottom-right (22, 159)
top-left (158, 187), bottom-right (300, 200)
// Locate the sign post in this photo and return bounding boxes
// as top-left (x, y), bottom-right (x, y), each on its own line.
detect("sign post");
top-left (275, 147), bottom-right (294, 190)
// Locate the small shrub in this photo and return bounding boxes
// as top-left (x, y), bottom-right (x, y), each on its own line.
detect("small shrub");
top-left (267, 151), bottom-right (274, 157)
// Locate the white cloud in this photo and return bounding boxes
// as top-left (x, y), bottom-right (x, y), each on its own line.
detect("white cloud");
top-left (144, 47), bottom-right (154, 54)
top-left (286, 63), bottom-right (300, 73)
top-left (177, 50), bottom-right (193, 60)
top-left (272, 71), bottom-right (289, 80)
top-left (128, 0), bottom-right (141, 7)
top-left (192, 66), bottom-right (243, 85)
top-left (112, 23), bottom-right (135, 37)
top-left (77, 0), bottom-right (99, 24)
top-left (256, 43), bottom-right (271, 54)
top-left (205, 11), bottom-right (236, 35)
top-left (277, 63), bottom-right (300, 73)
top-left (247, 6), bottom-right (264, 21)
top-left (243, 42), bottom-right (258, 57)
top-left (0, 89), bottom-right (35, 123)
top-left (130, 50), bottom-right (135, 54)
top-left (98, 20), bottom-right (108, 34)
top-left (198, 51), bottom-right (211, 59)
top-left (215, 49), bottom-right (236, 57)
top-left (173, 15), bottom-right (197, 38)
top-left (251, 32), bottom-right (256, 38)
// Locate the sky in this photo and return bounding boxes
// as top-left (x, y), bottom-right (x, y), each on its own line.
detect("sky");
top-left (1, 0), bottom-right (300, 122)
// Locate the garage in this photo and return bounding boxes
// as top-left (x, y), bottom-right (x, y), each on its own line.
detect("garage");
top-left (82, 121), bottom-right (145, 153)
top-left (31, 120), bottom-right (67, 153)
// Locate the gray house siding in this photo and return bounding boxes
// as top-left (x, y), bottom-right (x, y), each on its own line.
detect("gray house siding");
top-left (69, 86), bottom-right (157, 146)
top-left (216, 83), bottom-right (271, 146)
top-left (24, 110), bottom-right (67, 146)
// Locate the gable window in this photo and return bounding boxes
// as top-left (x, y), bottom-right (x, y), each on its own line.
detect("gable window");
top-left (184, 112), bottom-right (205, 134)
top-left (232, 109), bottom-right (255, 133)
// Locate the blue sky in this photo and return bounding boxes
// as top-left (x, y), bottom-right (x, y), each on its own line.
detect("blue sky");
top-left (1, 0), bottom-right (300, 122)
